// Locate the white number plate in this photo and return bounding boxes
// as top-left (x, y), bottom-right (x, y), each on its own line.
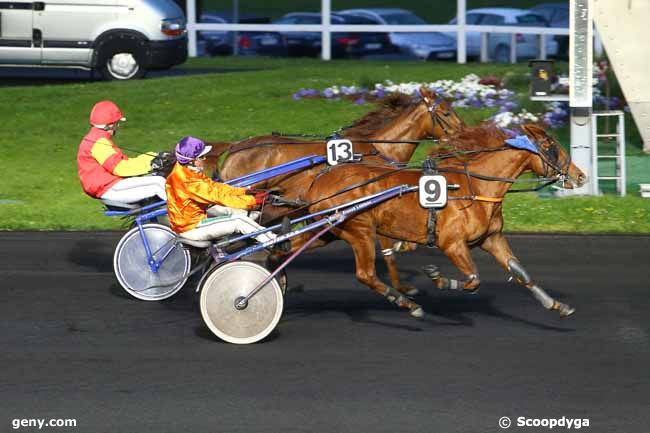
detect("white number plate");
top-left (326, 139), bottom-right (354, 165)
top-left (419, 175), bottom-right (448, 208)
top-left (365, 43), bottom-right (382, 50)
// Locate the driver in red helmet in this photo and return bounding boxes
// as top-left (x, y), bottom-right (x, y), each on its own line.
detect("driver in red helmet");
top-left (77, 100), bottom-right (167, 203)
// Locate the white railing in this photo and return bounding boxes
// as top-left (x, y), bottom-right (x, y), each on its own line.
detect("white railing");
top-left (186, 0), bottom-right (570, 63)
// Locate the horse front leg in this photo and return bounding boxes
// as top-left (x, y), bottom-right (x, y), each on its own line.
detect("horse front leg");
top-left (480, 232), bottom-right (575, 317)
top-left (336, 225), bottom-right (424, 318)
top-left (425, 240), bottom-right (481, 293)
top-left (378, 235), bottom-right (419, 297)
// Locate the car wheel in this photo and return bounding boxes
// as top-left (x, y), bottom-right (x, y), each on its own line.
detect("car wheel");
top-left (99, 50), bottom-right (146, 80)
top-left (495, 44), bottom-right (510, 64)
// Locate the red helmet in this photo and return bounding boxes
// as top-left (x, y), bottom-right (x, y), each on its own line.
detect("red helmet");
top-left (89, 100), bottom-right (126, 128)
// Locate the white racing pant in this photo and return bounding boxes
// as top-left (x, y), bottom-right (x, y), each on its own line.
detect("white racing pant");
top-left (101, 176), bottom-right (167, 203)
top-left (180, 214), bottom-right (276, 244)
top-left (207, 204), bottom-right (261, 221)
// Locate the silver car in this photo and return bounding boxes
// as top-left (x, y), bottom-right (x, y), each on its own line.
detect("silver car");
top-left (447, 8), bottom-right (559, 62)
top-left (337, 8), bottom-right (456, 60)
top-left (0, 0), bottom-right (187, 80)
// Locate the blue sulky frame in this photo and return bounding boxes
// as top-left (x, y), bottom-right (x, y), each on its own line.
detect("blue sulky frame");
top-left (105, 155), bottom-right (327, 273)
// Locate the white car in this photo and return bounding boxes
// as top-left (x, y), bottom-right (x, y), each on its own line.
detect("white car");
top-left (447, 8), bottom-right (558, 62)
top-left (337, 8), bottom-right (456, 60)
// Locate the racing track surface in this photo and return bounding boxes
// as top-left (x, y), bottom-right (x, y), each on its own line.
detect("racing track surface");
top-left (1, 232), bottom-right (649, 433)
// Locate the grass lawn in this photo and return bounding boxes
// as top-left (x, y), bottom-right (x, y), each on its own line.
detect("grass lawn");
top-left (0, 56), bottom-right (648, 233)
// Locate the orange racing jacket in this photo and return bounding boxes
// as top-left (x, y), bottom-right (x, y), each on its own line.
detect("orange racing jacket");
top-left (165, 162), bottom-right (257, 233)
top-left (77, 127), bottom-right (155, 198)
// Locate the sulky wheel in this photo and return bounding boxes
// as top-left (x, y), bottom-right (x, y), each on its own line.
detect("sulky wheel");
top-left (113, 223), bottom-right (191, 301)
top-left (199, 261), bottom-right (283, 344)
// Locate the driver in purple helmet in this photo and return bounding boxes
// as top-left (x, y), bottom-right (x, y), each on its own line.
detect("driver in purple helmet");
top-left (165, 136), bottom-right (290, 249)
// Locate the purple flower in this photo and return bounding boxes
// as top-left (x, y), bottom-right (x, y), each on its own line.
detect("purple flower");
top-left (354, 97), bottom-right (366, 105)
top-left (322, 88), bottom-right (335, 98)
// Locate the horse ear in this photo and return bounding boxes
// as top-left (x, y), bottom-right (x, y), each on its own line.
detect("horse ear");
top-left (419, 86), bottom-right (432, 99)
top-left (521, 123), bottom-right (551, 147)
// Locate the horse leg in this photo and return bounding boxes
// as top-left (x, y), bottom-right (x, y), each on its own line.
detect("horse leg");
top-left (424, 241), bottom-right (481, 293)
top-left (480, 233), bottom-right (575, 317)
top-left (378, 236), bottom-right (419, 297)
top-left (337, 226), bottom-right (424, 318)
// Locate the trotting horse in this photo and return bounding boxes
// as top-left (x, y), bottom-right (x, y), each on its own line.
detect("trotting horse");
top-left (206, 88), bottom-right (466, 296)
top-left (281, 124), bottom-right (587, 318)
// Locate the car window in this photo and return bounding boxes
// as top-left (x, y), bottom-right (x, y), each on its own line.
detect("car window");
top-left (274, 17), bottom-right (297, 24)
top-left (531, 7), bottom-right (554, 21)
top-left (380, 13), bottom-right (426, 25)
top-left (480, 14), bottom-right (505, 25)
top-left (517, 14), bottom-right (548, 26)
top-left (295, 16), bottom-right (321, 24)
top-left (449, 13), bottom-right (482, 25)
top-left (553, 10), bottom-right (569, 23)
top-left (339, 15), bottom-right (377, 24)
top-left (466, 13), bottom-right (482, 25)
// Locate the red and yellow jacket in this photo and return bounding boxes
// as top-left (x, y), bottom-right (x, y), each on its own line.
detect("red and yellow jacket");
top-left (165, 162), bottom-right (257, 233)
top-left (77, 127), bottom-right (155, 198)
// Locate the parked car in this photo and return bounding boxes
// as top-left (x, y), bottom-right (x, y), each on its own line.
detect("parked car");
top-left (274, 12), bottom-right (396, 58)
top-left (0, 0), bottom-right (187, 80)
top-left (529, 3), bottom-right (569, 59)
top-left (446, 8), bottom-right (559, 62)
top-left (337, 8), bottom-right (456, 60)
top-left (199, 12), bottom-right (286, 57)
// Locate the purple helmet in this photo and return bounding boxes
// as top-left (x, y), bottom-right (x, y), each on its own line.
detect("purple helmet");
top-left (175, 136), bottom-right (212, 165)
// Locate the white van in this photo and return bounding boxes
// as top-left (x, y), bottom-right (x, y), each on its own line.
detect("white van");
top-left (0, 0), bottom-right (187, 80)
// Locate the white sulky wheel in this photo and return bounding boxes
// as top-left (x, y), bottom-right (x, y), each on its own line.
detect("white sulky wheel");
top-left (199, 261), bottom-right (283, 344)
top-left (113, 224), bottom-right (191, 301)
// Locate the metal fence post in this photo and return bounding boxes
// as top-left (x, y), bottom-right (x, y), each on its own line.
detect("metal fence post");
top-left (457, 0), bottom-right (466, 64)
top-left (538, 34), bottom-right (547, 60)
top-left (321, 0), bottom-right (331, 60)
top-left (480, 32), bottom-right (489, 62)
top-left (510, 33), bottom-right (517, 63)
top-left (187, 0), bottom-right (197, 57)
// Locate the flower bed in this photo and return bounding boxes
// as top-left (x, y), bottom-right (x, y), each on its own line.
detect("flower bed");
top-left (292, 67), bottom-right (628, 130)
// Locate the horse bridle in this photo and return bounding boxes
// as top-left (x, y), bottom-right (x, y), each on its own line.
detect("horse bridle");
top-left (420, 94), bottom-right (457, 137)
top-left (530, 134), bottom-right (573, 185)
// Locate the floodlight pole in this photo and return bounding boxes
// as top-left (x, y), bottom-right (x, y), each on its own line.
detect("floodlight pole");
top-left (569, 0), bottom-right (594, 195)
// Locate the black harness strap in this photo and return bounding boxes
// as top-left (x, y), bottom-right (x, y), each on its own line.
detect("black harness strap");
top-left (422, 158), bottom-right (438, 248)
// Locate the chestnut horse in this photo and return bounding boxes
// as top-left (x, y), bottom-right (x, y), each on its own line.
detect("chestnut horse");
top-left (281, 124), bottom-right (586, 318)
top-left (207, 88), bottom-right (466, 295)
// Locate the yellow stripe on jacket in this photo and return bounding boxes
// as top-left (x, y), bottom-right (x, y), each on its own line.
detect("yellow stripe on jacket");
top-left (90, 137), bottom-right (154, 177)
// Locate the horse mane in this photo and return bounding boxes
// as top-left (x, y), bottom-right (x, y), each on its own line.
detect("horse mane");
top-left (429, 123), bottom-right (508, 160)
top-left (341, 94), bottom-right (419, 137)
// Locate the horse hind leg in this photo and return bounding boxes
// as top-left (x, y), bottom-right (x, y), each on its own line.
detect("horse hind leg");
top-left (339, 226), bottom-right (424, 318)
top-left (378, 236), bottom-right (419, 297)
top-left (422, 264), bottom-right (480, 293)
top-left (423, 240), bottom-right (482, 293)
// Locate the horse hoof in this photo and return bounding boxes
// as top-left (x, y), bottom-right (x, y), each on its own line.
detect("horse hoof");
top-left (409, 306), bottom-right (424, 318)
top-left (558, 303), bottom-right (575, 318)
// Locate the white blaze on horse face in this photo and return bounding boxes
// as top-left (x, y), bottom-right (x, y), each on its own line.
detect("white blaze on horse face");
top-left (419, 175), bottom-right (448, 208)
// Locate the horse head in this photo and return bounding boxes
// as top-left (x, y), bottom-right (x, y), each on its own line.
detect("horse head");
top-left (418, 86), bottom-right (466, 138)
top-left (519, 124), bottom-right (587, 189)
